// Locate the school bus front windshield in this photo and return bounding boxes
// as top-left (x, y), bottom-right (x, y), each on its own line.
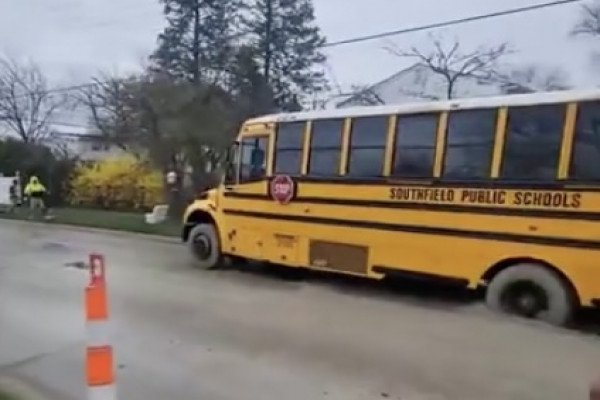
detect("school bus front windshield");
top-left (183, 90), bottom-right (600, 327)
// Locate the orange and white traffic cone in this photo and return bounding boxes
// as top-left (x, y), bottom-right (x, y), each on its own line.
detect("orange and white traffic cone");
top-left (85, 254), bottom-right (116, 400)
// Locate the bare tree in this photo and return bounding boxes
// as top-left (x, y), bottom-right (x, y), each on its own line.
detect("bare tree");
top-left (335, 85), bottom-right (387, 108)
top-left (500, 65), bottom-right (571, 93)
top-left (77, 74), bottom-right (142, 152)
top-left (386, 36), bottom-right (512, 99)
top-left (0, 57), bottom-right (66, 143)
top-left (80, 72), bottom-right (238, 176)
top-left (572, 2), bottom-right (600, 36)
top-left (349, 85), bottom-right (387, 106)
top-left (79, 72), bottom-right (239, 217)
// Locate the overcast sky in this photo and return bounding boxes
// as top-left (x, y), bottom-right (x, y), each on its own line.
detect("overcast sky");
top-left (0, 0), bottom-right (598, 93)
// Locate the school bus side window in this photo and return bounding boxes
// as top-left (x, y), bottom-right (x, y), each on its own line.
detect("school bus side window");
top-left (348, 116), bottom-right (388, 177)
top-left (240, 137), bottom-right (268, 182)
top-left (501, 105), bottom-right (565, 181)
top-left (393, 113), bottom-right (438, 179)
top-left (570, 101), bottom-right (600, 181)
top-left (308, 119), bottom-right (344, 176)
top-left (443, 109), bottom-right (497, 180)
top-left (275, 122), bottom-right (305, 175)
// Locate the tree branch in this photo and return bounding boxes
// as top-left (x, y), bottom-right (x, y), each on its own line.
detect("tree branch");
top-left (0, 56), bottom-right (64, 143)
top-left (385, 37), bottom-right (511, 99)
top-left (572, 3), bottom-right (600, 36)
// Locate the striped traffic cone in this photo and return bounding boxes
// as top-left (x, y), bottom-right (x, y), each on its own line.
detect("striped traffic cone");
top-left (85, 254), bottom-right (116, 400)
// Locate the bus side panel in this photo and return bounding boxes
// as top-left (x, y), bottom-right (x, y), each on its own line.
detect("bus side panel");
top-left (221, 210), bottom-right (600, 306)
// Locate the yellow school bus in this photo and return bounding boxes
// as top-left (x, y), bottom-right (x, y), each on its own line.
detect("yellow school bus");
top-left (182, 89), bottom-right (600, 326)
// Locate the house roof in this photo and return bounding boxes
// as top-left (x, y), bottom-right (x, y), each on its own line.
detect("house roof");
top-left (50, 131), bottom-right (110, 142)
top-left (335, 63), bottom-right (525, 109)
top-left (336, 64), bottom-right (427, 108)
top-left (247, 88), bottom-right (600, 125)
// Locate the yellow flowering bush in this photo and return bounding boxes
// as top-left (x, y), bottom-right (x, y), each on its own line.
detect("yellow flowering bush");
top-left (69, 156), bottom-right (164, 211)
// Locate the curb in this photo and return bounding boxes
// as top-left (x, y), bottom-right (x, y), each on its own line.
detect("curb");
top-left (0, 218), bottom-right (180, 244)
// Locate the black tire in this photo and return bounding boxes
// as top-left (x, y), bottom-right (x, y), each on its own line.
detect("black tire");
top-left (485, 263), bottom-right (574, 326)
top-left (188, 224), bottom-right (221, 270)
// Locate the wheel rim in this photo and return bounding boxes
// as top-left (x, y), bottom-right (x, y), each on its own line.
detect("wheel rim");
top-left (500, 281), bottom-right (549, 318)
top-left (192, 233), bottom-right (212, 260)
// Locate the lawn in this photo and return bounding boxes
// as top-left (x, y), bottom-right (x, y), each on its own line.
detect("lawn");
top-left (0, 206), bottom-right (180, 237)
top-left (0, 390), bottom-right (18, 400)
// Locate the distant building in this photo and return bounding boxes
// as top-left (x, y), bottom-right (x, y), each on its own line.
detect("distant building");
top-left (49, 131), bottom-right (129, 162)
top-left (337, 63), bottom-right (532, 109)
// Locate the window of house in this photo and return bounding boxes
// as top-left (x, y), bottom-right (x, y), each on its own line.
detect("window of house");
top-left (393, 114), bottom-right (439, 178)
top-left (348, 117), bottom-right (388, 177)
top-left (570, 102), bottom-right (600, 181)
top-left (275, 122), bottom-right (305, 175)
top-left (501, 105), bottom-right (565, 181)
top-left (443, 109), bottom-right (497, 180)
top-left (91, 142), bottom-right (102, 151)
top-left (308, 119), bottom-right (344, 177)
top-left (240, 136), bottom-right (269, 182)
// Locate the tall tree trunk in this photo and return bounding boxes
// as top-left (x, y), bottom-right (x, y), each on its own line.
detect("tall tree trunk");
top-left (446, 79), bottom-right (455, 100)
top-left (263, 0), bottom-right (274, 83)
top-left (192, 0), bottom-right (201, 84)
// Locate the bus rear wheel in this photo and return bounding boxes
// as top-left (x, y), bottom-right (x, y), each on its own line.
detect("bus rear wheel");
top-left (485, 263), bottom-right (574, 326)
top-left (188, 224), bottom-right (221, 270)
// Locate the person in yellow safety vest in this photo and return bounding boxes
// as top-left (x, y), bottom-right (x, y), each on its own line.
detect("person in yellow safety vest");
top-left (24, 176), bottom-right (47, 219)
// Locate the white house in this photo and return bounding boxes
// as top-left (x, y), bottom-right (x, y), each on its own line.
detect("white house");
top-left (48, 131), bottom-right (128, 162)
top-left (337, 63), bottom-right (532, 109)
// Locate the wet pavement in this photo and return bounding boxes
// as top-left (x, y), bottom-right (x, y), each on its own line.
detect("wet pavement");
top-left (0, 220), bottom-right (599, 400)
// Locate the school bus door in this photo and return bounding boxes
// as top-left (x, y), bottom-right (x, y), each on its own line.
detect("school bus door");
top-left (221, 131), bottom-right (272, 260)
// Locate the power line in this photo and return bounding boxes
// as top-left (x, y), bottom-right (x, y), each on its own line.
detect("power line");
top-left (322, 0), bottom-right (583, 48)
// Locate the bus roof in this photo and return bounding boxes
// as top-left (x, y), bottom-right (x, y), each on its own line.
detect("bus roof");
top-left (246, 89), bottom-right (600, 125)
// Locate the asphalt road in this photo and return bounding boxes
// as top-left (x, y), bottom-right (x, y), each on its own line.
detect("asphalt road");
top-left (0, 220), bottom-right (599, 400)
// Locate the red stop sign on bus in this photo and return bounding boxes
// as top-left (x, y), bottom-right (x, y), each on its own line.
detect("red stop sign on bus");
top-left (270, 175), bottom-right (295, 204)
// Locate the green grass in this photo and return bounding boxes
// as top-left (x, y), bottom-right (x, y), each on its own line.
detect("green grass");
top-left (0, 389), bottom-right (18, 400)
top-left (0, 206), bottom-right (180, 237)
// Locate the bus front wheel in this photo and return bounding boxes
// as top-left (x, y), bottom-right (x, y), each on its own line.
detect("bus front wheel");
top-left (485, 263), bottom-right (574, 326)
top-left (188, 224), bottom-right (221, 270)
